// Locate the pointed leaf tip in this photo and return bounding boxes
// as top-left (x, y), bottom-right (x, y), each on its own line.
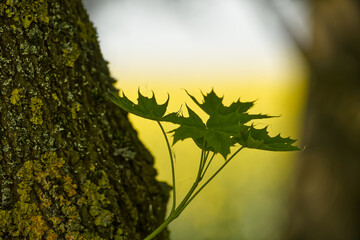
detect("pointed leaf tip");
top-left (108, 88), bottom-right (170, 121)
top-left (234, 125), bottom-right (300, 151)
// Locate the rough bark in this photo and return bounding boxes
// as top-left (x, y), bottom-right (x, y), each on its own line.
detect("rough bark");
top-left (285, 0), bottom-right (360, 239)
top-left (0, 1), bottom-right (169, 239)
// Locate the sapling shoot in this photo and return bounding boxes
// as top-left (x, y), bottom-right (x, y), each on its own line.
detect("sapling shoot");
top-left (108, 88), bottom-right (300, 240)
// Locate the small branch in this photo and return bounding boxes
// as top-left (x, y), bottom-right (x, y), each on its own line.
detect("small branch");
top-left (200, 152), bottom-right (216, 179)
top-left (183, 147), bottom-right (244, 209)
top-left (157, 121), bottom-right (177, 212)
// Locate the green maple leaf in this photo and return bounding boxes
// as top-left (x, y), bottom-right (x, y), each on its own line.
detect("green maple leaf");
top-left (186, 89), bottom-right (252, 115)
top-left (185, 89), bottom-right (272, 122)
top-left (163, 105), bottom-right (206, 144)
top-left (166, 89), bottom-right (299, 157)
top-left (163, 106), bottom-right (235, 157)
top-left (162, 90), bottom-right (272, 158)
top-left (109, 88), bottom-right (300, 159)
top-left (107, 89), bottom-right (169, 121)
top-left (187, 90), bottom-right (277, 157)
top-left (234, 125), bottom-right (300, 151)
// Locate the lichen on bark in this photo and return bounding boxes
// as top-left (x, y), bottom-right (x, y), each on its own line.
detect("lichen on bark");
top-left (0, 0), bottom-right (169, 239)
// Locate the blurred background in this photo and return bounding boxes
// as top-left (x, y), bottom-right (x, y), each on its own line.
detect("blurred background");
top-left (83, 1), bottom-right (360, 240)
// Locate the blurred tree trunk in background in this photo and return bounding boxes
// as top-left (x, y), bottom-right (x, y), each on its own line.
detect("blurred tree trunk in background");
top-left (0, 1), bottom-right (169, 239)
top-left (285, 0), bottom-right (360, 239)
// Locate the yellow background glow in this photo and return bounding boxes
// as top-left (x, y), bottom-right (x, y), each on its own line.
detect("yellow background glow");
top-left (84, 0), bottom-right (309, 238)
top-left (113, 62), bottom-right (307, 240)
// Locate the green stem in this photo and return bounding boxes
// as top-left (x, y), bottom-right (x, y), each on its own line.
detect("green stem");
top-left (198, 150), bottom-right (205, 179)
top-left (170, 146), bottom-right (209, 216)
top-left (197, 139), bottom-right (210, 180)
top-left (173, 148), bottom-right (206, 217)
top-left (175, 172), bottom-right (201, 214)
top-left (200, 152), bottom-right (216, 179)
top-left (196, 140), bottom-right (206, 181)
top-left (157, 121), bottom-right (176, 212)
top-left (144, 142), bottom-right (244, 240)
top-left (143, 213), bottom-right (177, 240)
top-left (200, 151), bottom-right (210, 176)
top-left (183, 147), bottom-right (244, 209)
top-left (145, 180), bottom-right (200, 240)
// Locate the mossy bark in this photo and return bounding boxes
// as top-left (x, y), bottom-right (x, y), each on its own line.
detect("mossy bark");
top-left (285, 0), bottom-right (360, 239)
top-left (0, 1), bottom-right (169, 239)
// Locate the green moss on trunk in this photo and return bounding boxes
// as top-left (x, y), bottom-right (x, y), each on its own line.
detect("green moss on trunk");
top-left (0, 0), bottom-right (169, 239)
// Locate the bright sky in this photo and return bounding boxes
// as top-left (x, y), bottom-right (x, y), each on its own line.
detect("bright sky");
top-left (84, 0), bottom-right (307, 84)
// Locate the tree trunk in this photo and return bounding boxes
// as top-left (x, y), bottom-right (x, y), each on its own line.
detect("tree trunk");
top-left (0, 1), bottom-right (169, 239)
top-left (285, 0), bottom-right (360, 239)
